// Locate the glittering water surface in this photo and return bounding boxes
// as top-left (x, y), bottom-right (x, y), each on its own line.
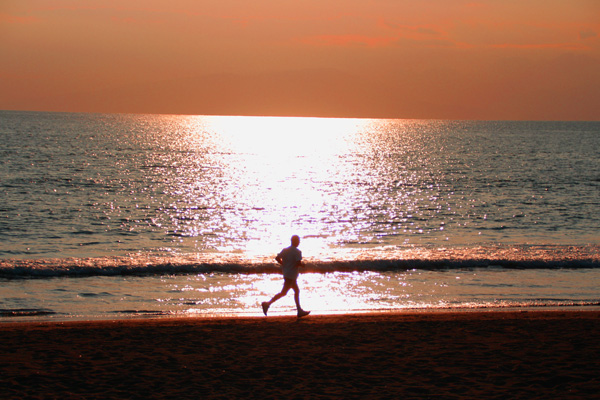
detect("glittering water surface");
top-left (1, 113), bottom-right (598, 258)
top-left (0, 111), bottom-right (599, 320)
top-left (2, 268), bottom-right (599, 321)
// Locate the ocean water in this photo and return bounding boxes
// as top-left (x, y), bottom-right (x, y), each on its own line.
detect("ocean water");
top-left (1, 111), bottom-right (599, 321)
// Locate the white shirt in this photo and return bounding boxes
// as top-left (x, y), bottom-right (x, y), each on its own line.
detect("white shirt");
top-left (277, 245), bottom-right (302, 280)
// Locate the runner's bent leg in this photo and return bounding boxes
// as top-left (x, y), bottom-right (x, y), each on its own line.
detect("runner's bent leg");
top-left (268, 279), bottom-right (293, 305)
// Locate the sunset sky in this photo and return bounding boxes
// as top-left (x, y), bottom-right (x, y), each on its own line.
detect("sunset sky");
top-left (1, 0), bottom-right (599, 120)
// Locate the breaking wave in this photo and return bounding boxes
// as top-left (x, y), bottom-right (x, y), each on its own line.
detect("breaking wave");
top-left (1, 245), bottom-right (599, 278)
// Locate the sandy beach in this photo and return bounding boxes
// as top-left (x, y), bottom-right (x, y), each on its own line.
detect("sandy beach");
top-left (1, 310), bottom-right (599, 399)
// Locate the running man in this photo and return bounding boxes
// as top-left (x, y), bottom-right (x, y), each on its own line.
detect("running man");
top-left (261, 235), bottom-right (310, 318)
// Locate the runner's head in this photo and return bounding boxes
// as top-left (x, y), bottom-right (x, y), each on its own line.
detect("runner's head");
top-left (291, 235), bottom-right (300, 247)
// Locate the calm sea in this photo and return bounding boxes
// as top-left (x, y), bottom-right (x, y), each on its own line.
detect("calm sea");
top-left (1, 111), bottom-right (599, 320)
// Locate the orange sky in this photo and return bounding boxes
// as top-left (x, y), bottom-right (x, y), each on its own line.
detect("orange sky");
top-left (1, 0), bottom-right (599, 120)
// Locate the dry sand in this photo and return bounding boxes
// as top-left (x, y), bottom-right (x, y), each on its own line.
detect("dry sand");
top-left (1, 310), bottom-right (599, 399)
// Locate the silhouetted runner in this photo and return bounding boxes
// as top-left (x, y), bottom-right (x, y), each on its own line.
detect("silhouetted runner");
top-left (261, 235), bottom-right (310, 318)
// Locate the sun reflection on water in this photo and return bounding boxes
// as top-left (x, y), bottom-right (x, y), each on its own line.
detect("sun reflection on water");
top-left (131, 115), bottom-right (592, 265)
top-left (142, 116), bottom-right (477, 263)
top-left (183, 116), bottom-right (374, 257)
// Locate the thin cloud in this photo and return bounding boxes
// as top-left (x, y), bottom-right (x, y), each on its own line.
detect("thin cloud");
top-left (579, 30), bottom-right (597, 40)
top-left (0, 12), bottom-right (38, 24)
top-left (490, 42), bottom-right (589, 50)
top-left (300, 34), bottom-right (396, 47)
top-left (300, 21), bottom-right (457, 49)
top-left (416, 27), bottom-right (443, 36)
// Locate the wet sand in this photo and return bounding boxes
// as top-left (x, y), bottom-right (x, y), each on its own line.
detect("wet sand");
top-left (1, 310), bottom-right (599, 399)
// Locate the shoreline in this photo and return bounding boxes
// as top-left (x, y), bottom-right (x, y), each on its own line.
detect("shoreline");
top-left (3, 304), bottom-right (600, 325)
top-left (2, 310), bottom-right (600, 399)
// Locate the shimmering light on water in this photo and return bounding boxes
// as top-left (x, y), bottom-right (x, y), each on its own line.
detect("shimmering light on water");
top-left (2, 268), bottom-right (598, 321)
top-left (199, 116), bottom-right (377, 257)
top-left (1, 113), bottom-right (598, 260)
top-left (1, 112), bottom-right (599, 320)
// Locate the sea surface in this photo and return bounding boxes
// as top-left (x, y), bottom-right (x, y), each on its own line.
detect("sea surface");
top-left (1, 111), bottom-right (599, 321)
